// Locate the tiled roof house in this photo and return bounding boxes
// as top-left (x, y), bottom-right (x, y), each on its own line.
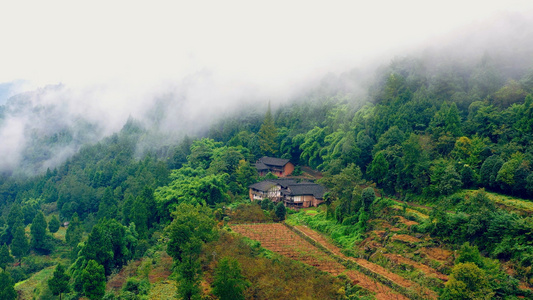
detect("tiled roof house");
top-left (249, 179), bottom-right (325, 208)
top-left (254, 156), bottom-right (295, 177)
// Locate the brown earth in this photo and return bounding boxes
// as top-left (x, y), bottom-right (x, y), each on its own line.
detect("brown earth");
top-left (394, 216), bottom-right (419, 227)
top-left (419, 247), bottom-right (453, 262)
top-left (383, 253), bottom-right (448, 281)
top-left (107, 261), bottom-right (142, 291)
top-left (106, 252), bottom-right (174, 294)
top-left (391, 234), bottom-right (422, 244)
top-left (149, 252), bottom-right (173, 284)
top-left (233, 223), bottom-right (408, 300)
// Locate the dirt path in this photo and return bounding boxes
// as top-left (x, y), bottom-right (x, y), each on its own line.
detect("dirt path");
top-left (232, 223), bottom-right (408, 300)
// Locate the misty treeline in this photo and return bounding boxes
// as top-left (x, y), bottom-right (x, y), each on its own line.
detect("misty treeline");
top-left (1, 44), bottom-right (533, 298)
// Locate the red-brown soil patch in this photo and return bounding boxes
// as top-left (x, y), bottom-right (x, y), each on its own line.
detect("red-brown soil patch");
top-left (394, 216), bottom-right (419, 227)
top-left (107, 260), bottom-right (142, 291)
top-left (360, 235), bottom-right (384, 252)
top-left (377, 220), bottom-right (402, 232)
top-left (149, 252), bottom-right (173, 283)
top-left (107, 251), bottom-right (173, 293)
top-left (383, 253), bottom-right (448, 281)
top-left (391, 234), bottom-right (421, 243)
top-left (344, 270), bottom-right (408, 300)
top-left (373, 230), bottom-right (386, 237)
top-left (420, 247), bottom-right (453, 262)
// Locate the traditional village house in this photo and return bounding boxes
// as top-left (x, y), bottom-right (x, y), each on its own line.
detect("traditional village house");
top-left (281, 182), bottom-right (325, 208)
top-left (249, 179), bottom-right (325, 208)
top-left (254, 156), bottom-right (295, 177)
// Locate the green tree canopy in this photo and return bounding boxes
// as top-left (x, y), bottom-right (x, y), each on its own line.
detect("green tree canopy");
top-left (155, 168), bottom-right (229, 220)
top-left (258, 102), bottom-right (278, 156)
top-left (77, 218), bottom-right (131, 276)
top-left (429, 159), bottom-right (462, 196)
top-left (96, 187), bottom-right (118, 221)
top-left (11, 224), bottom-right (29, 261)
top-left (361, 187), bottom-right (376, 211)
top-left (0, 244), bottom-right (14, 270)
top-left (441, 262), bottom-right (494, 300)
top-left (368, 151), bottom-right (388, 185)
top-left (48, 215), bottom-right (61, 234)
top-left (81, 260), bottom-right (106, 300)
top-left (176, 238), bottom-right (202, 300)
top-left (212, 257), bottom-right (249, 300)
top-left (6, 204), bottom-right (23, 231)
top-left (275, 202), bottom-right (286, 221)
top-left (166, 203), bottom-right (217, 263)
top-left (65, 212), bottom-right (82, 250)
top-left (48, 263), bottom-right (70, 300)
top-left (0, 271), bottom-right (17, 300)
top-left (31, 211), bottom-right (52, 254)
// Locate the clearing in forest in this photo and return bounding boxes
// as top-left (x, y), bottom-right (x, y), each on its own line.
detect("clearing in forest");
top-left (232, 223), bottom-right (408, 300)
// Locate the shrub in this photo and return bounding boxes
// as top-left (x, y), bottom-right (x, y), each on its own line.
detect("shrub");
top-left (123, 277), bottom-right (150, 296)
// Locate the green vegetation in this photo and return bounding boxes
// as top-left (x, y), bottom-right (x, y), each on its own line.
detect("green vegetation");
top-left (1, 41), bottom-right (533, 299)
top-left (212, 257), bottom-right (249, 300)
top-left (80, 260), bottom-right (106, 300)
top-left (47, 263), bottom-right (69, 299)
top-left (0, 271), bottom-right (17, 300)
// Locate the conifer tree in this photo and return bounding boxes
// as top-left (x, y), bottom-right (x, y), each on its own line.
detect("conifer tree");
top-left (48, 215), bottom-right (61, 234)
top-left (11, 224), bottom-right (29, 262)
top-left (445, 102), bottom-right (463, 137)
top-left (66, 212), bottom-right (82, 250)
top-left (6, 204), bottom-right (23, 231)
top-left (130, 197), bottom-right (148, 237)
top-left (48, 263), bottom-right (70, 300)
top-left (81, 260), bottom-right (106, 300)
top-left (30, 211), bottom-right (49, 253)
top-left (258, 102), bottom-right (278, 156)
top-left (97, 187), bottom-right (118, 220)
top-left (0, 271), bottom-right (17, 300)
top-left (0, 244), bottom-right (14, 270)
top-left (275, 202), bottom-right (286, 221)
top-left (176, 240), bottom-right (202, 300)
top-left (4, 204), bottom-right (23, 244)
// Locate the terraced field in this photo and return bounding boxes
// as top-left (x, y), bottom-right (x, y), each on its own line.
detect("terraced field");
top-left (232, 223), bottom-right (409, 300)
top-left (294, 225), bottom-right (438, 299)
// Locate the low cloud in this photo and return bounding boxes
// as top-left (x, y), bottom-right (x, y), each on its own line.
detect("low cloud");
top-left (1, 5), bottom-right (533, 175)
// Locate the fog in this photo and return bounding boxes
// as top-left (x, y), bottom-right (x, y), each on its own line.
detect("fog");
top-left (1, 1), bottom-right (533, 175)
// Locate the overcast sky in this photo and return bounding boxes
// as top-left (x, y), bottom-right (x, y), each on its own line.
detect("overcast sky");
top-left (1, 0), bottom-right (532, 97)
top-left (1, 0), bottom-right (533, 175)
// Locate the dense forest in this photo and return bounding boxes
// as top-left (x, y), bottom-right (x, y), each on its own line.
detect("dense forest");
top-left (1, 43), bottom-right (533, 299)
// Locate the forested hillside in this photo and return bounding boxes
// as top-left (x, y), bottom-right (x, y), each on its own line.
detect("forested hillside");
top-left (1, 43), bottom-right (533, 299)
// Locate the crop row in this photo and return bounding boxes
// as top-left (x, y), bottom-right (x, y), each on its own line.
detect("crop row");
top-left (232, 223), bottom-right (408, 300)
